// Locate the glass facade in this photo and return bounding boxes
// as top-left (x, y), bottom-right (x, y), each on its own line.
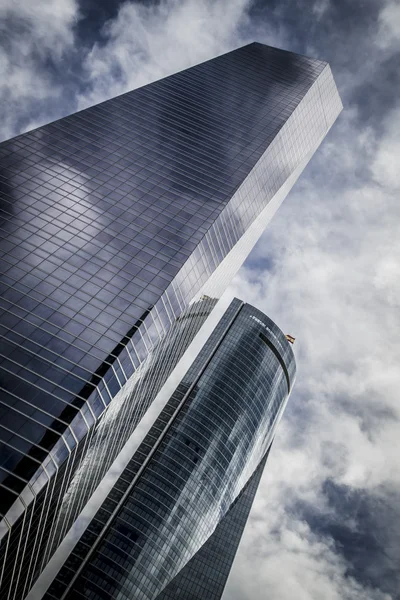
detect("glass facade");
top-left (0, 297), bottom-right (219, 600)
top-left (0, 42), bottom-right (342, 599)
top-left (155, 449), bottom-right (270, 600)
top-left (49, 297), bottom-right (219, 558)
top-left (36, 299), bottom-right (296, 600)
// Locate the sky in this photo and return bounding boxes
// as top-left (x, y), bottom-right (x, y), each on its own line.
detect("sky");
top-left (0, 0), bottom-right (399, 599)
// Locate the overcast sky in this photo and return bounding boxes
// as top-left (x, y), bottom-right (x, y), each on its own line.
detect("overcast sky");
top-left (1, 0), bottom-right (399, 599)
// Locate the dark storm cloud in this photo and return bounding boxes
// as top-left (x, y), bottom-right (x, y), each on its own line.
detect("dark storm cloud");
top-left (294, 479), bottom-right (400, 598)
top-left (248, 0), bottom-right (382, 59)
top-left (75, 0), bottom-right (123, 40)
top-left (351, 51), bottom-right (400, 128)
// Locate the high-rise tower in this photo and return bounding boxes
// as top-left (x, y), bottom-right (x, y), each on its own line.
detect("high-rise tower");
top-left (0, 42), bottom-right (341, 598)
top-left (28, 299), bottom-right (296, 600)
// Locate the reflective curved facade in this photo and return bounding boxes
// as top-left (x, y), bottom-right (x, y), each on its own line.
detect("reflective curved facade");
top-left (38, 299), bottom-right (296, 600)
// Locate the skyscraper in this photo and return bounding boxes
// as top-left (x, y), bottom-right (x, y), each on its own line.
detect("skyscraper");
top-left (0, 42), bottom-right (342, 598)
top-left (28, 299), bottom-right (296, 600)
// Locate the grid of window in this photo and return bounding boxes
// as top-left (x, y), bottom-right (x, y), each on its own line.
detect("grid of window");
top-left (0, 42), bottom-right (342, 600)
top-left (155, 450), bottom-right (269, 600)
top-left (49, 297), bottom-right (218, 555)
top-left (0, 44), bottom-right (326, 510)
top-left (48, 301), bottom-right (295, 600)
top-left (0, 297), bottom-right (218, 600)
top-left (42, 301), bottom-right (244, 600)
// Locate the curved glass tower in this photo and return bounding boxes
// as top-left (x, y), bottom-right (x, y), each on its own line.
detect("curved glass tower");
top-left (31, 299), bottom-right (296, 600)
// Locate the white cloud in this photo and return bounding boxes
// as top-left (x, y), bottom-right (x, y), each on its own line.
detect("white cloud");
top-left (76, 0), bottom-right (258, 109)
top-left (370, 106), bottom-right (400, 190)
top-left (376, 1), bottom-right (400, 50)
top-left (0, 0), bottom-right (78, 58)
top-left (0, 0), bottom-right (79, 140)
top-left (312, 0), bottom-right (330, 21)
